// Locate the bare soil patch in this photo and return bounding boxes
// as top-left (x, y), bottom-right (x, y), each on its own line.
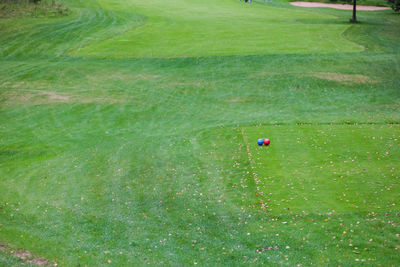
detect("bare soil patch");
top-left (256, 246), bottom-right (279, 252)
top-left (290, 2), bottom-right (390, 10)
top-left (224, 97), bottom-right (256, 103)
top-left (168, 81), bottom-right (206, 87)
top-left (311, 72), bottom-right (377, 84)
top-left (86, 72), bottom-right (160, 83)
top-left (0, 243), bottom-right (54, 266)
top-left (1, 89), bottom-right (124, 106)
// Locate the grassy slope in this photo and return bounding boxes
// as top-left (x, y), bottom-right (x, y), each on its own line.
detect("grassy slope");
top-left (73, 0), bottom-right (364, 57)
top-left (0, 0), bottom-right (399, 265)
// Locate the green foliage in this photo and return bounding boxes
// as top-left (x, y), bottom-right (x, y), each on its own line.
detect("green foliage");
top-left (388, 0), bottom-right (400, 11)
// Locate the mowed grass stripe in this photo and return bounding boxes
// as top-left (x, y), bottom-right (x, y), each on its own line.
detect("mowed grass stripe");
top-left (73, 0), bottom-right (364, 58)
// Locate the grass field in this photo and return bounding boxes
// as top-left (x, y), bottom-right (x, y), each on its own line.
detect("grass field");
top-left (0, 0), bottom-right (399, 265)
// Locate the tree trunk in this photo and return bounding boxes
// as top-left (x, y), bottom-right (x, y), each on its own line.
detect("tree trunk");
top-left (351, 0), bottom-right (357, 22)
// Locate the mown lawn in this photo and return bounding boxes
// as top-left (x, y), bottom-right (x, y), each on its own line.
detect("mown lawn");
top-left (0, 0), bottom-right (399, 265)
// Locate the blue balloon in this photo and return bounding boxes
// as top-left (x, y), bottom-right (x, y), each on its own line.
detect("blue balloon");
top-left (257, 139), bottom-right (264, 146)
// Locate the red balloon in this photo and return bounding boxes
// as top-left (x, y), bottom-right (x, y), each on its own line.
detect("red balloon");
top-left (264, 139), bottom-right (270, 146)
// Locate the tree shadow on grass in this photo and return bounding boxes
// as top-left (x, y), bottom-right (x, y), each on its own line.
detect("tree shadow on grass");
top-left (293, 18), bottom-right (353, 24)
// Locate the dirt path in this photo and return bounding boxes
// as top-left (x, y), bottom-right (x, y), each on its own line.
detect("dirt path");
top-left (290, 1), bottom-right (390, 10)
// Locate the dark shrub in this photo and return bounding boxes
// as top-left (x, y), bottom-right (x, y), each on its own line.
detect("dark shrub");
top-left (388, 0), bottom-right (400, 11)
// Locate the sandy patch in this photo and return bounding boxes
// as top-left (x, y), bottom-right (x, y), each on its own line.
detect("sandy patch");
top-left (290, 1), bottom-right (390, 10)
top-left (311, 72), bottom-right (376, 84)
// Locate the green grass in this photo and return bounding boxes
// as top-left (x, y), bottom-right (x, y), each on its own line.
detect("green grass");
top-left (0, 250), bottom-right (30, 266)
top-left (0, 0), bottom-right (399, 265)
top-left (244, 124), bottom-right (399, 214)
top-left (0, 0), bottom-right (69, 18)
top-left (72, 0), bottom-right (364, 58)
